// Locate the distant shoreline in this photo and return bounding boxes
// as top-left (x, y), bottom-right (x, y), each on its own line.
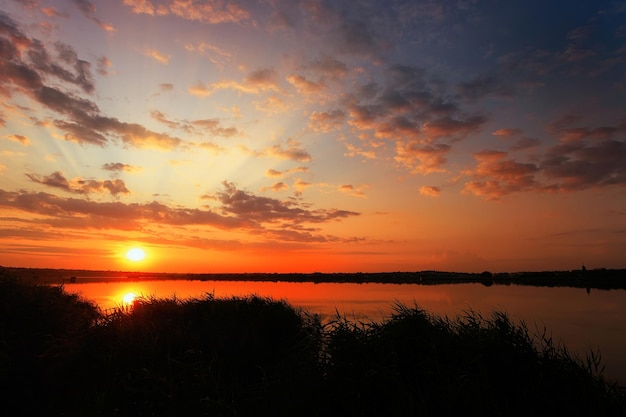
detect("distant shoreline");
top-left (2, 266), bottom-right (625, 290)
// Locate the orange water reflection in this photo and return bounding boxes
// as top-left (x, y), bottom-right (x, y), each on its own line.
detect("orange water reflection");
top-left (63, 280), bottom-right (626, 384)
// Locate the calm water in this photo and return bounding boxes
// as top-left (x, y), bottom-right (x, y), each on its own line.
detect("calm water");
top-left (63, 280), bottom-right (626, 384)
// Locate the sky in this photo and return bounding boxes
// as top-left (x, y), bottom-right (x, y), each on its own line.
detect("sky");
top-left (0, 0), bottom-right (625, 274)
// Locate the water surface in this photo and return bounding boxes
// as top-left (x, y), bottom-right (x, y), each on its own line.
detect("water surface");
top-left (63, 280), bottom-right (626, 384)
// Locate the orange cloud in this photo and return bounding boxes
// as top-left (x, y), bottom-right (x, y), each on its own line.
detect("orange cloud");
top-left (293, 178), bottom-right (313, 196)
top-left (260, 182), bottom-right (288, 192)
top-left (122, 0), bottom-right (252, 24)
top-left (122, 0), bottom-right (156, 15)
top-left (308, 109), bottom-right (346, 132)
top-left (462, 150), bottom-right (538, 200)
top-left (144, 48), bottom-right (171, 64)
top-left (344, 143), bottom-right (376, 160)
top-left (395, 142), bottom-right (450, 174)
top-left (184, 41), bottom-right (232, 66)
top-left (243, 139), bottom-right (311, 162)
top-left (0, 181), bottom-right (359, 241)
top-left (265, 169), bottom-right (283, 178)
top-left (189, 68), bottom-right (279, 97)
top-left (150, 110), bottom-right (238, 137)
top-left (4, 134), bottom-right (29, 145)
top-left (419, 185), bottom-right (441, 197)
top-left (287, 74), bottom-right (325, 95)
top-left (339, 184), bottom-right (367, 197)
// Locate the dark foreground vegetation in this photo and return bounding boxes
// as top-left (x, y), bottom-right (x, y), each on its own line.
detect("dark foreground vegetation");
top-left (1, 273), bottom-right (625, 417)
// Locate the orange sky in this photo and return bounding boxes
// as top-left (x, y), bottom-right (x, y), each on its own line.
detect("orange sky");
top-left (0, 0), bottom-right (625, 273)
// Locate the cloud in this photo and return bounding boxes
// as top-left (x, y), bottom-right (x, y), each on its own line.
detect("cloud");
top-left (50, 102), bottom-right (181, 151)
top-left (265, 169), bottom-right (282, 178)
top-left (26, 171), bottom-right (70, 191)
top-left (0, 16), bottom-right (184, 151)
top-left (244, 68), bottom-right (280, 91)
top-left (216, 181), bottom-right (359, 224)
top-left (344, 143), bottom-right (377, 160)
top-left (339, 184), bottom-right (367, 197)
top-left (265, 166), bottom-right (309, 178)
top-left (150, 110), bottom-right (238, 137)
top-left (552, 125), bottom-right (620, 143)
top-left (41, 7), bottom-right (64, 17)
top-left (306, 56), bottom-right (349, 79)
top-left (492, 129), bottom-right (540, 151)
top-left (293, 178), bottom-right (313, 196)
top-left (421, 115), bottom-right (486, 142)
top-left (538, 117), bottom-right (626, 190)
top-left (462, 151), bottom-right (539, 200)
top-left (419, 185), bottom-right (441, 197)
top-left (510, 137), bottom-right (541, 151)
top-left (308, 109), bottom-right (346, 133)
top-left (243, 138), bottom-right (311, 162)
top-left (72, 0), bottom-right (116, 32)
top-left (260, 182), bottom-right (288, 193)
top-left (395, 143), bottom-right (451, 174)
top-left (0, 189), bottom-right (237, 231)
top-left (21, 38), bottom-right (96, 94)
top-left (184, 41), bottom-right (232, 67)
top-left (255, 94), bottom-right (289, 114)
top-left (26, 171), bottom-right (131, 196)
top-left (189, 118), bottom-right (238, 137)
top-left (264, 140), bottom-right (311, 162)
top-left (541, 138), bottom-right (626, 191)
top-left (463, 116), bottom-right (626, 199)
top-left (287, 74), bottom-right (325, 95)
top-left (4, 134), bottom-right (29, 145)
top-left (160, 83), bottom-right (174, 91)
top-left (102, 162), bottom-right (141, 173)
top-left (0, 181), bottom-right (359, 239)
top-left (492, 128), bottom-right (522, 137)
top-left (144, 48), bottom-right (171, 64)
top-left (189, 68), bottom-right (280, 96)
top-left (123, 0), bottom-right (253, 25)
top-left (121, 0), bottom-right (156, 15)
top-left (337, 62), bottom-right (489, 174)
top-left (333, 18), bottom-right (382, 56)
top-left (96, 56), bottom-right (112, 75)
top-left (457, 74), bottom-right (513, 100)
top-left (188, 81), bottom-right (212, 96)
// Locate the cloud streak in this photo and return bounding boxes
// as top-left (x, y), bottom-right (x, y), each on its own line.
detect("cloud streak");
top-left (26, 171), bottom-right (131, 196)
top-left (0, 182), bottom-right (360, 242)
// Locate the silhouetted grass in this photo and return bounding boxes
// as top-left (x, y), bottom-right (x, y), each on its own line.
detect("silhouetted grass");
top-left (0, 272), bottom-right (624, 416)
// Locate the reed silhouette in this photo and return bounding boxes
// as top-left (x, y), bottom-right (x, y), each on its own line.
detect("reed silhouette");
top-left (0, 271), bottom-right (624, 416)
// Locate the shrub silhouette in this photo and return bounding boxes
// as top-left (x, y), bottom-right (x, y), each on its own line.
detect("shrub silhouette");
top-left (0, 273), bottom-right (101, 413)
top-left (0, 273), bottom-right (624, 417)
top-left (77, 294), bottom-right (324, 416)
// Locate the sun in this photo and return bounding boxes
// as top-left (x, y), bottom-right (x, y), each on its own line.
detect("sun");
top-left (126, 247), bottom-right (146, 262)
top-left (122, 292), bottom-right (136, 305)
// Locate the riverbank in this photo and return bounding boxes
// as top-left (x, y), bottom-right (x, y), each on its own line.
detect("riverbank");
top-left (3, 266), bottom-right (626, 290)
top-left (1, 272), bottom-right (624, 416)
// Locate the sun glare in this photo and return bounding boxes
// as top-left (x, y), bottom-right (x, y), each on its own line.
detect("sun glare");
top-left (126, 247), bottom-right (146, 262)
top-left (122, 292), bottom-right (136, 305)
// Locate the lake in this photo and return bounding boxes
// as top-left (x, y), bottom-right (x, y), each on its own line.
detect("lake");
top-left (62, 279), bottom-right (626, 385)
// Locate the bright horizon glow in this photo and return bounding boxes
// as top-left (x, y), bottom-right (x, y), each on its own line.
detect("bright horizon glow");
top-left (0, 1), bottom-right (624, 273)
